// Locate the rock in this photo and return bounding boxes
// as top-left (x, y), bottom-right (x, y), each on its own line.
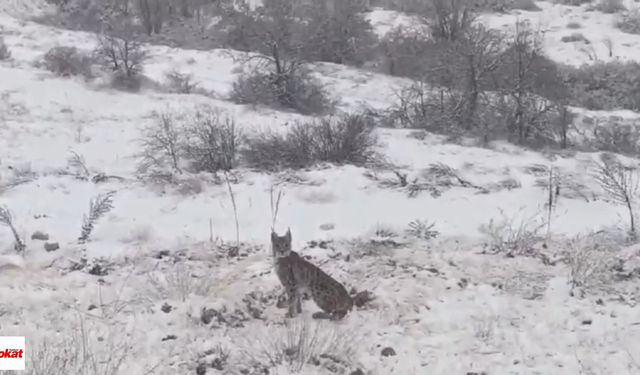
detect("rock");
top-left (319, 223), bottom-right (335, 231)
top-left (195, 363), bottom-right (207, 375)
top-left (88, 304), bottom-right (97, 311)
top-left (31, 231), bottom-right (49, 241)
top-left (44, 242), bottom-right (59, 252)
top-left (201, 308), bottom-right (217, 325)
top-left (581, 319), bottom-right (592, 325)
top-left (161, 303), bottom-right (172, 313)
top-left (350, 369), bottom-right (365, 375)
top-left (381, 347), bottom-right (396, 357)
top-left (88, 264), bottom-right (107, 276)
top-left (154, 250), bottom-right (170, 259)
top-left (312, 311), bottom-right (332, 320)
top-left (161, 334), bottom-right (177, 341)
top-left (211, 356), bottom-right (226, 371)
top-left (353, 290), bottom-right (375, 308)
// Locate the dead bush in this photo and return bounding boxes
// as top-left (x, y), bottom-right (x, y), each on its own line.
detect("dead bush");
top-left (242, 114), bottom-right (378, 170)
top-left (42, 46), bottom-right (93, 77)
top-left (383, 82), bottom-right (461, 131)
top-left (234, 318), bottom-right (358, 374)
top-left (565, 231), bottom-right (619, 293)
top-left (479, 208), bottom-right (546, 256)
top-left (231, 68), bottom-right (332, 115)
top-left (182, 108), bottom-right (241, 173)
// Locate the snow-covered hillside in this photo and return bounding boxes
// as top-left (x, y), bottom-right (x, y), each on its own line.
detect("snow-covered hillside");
top-left (1, 1), bottom-right (640, 374)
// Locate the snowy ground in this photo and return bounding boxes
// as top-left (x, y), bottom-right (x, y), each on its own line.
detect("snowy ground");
top-left (2, 1), bottom-right (640, 374)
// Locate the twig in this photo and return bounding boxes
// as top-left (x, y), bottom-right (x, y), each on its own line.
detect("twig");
top-left (0, 206), bottom-right (25, 253)
top-left (270, 184), bottom-right (283, 231)
top-left (224, 172), bottom-right (240, 247)
top-left (209, 217), bottom-right (213, 243)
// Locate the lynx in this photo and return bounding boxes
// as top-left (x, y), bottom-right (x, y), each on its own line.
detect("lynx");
top-left (271, 229), bottom-right (353, 320)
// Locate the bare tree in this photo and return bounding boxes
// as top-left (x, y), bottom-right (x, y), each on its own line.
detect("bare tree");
top-left (492, 21), bottom-right (567, 145)
top-left (302, 0), bottom-right (377, 66)
top-left (137, 0), bottom-right (166, 35)
top-left (137, 112), bottom-right (183, 174)
top-left (228, 0), bottom-right (331, 114)
top-left (594, 155), bottom-right (639, 239)
top-left (450, 24), bottom-right (504, 130)
top-left (425, 0), bottom-right (476, 42)
top-left (94, 19), bottom-right (148, 90)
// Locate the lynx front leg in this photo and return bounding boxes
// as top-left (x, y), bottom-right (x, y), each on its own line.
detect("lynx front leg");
top-left (295, 293), bottom-right (302, 314)
top-left (285, 287), bottom-right (299, 318)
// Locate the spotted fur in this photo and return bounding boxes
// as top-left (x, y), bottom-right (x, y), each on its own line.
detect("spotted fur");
top-left (271, 229), bottom-right (353, 320)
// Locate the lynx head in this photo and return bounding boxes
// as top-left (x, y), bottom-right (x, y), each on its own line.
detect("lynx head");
top-left (271, 228), bottom-right (292, 258)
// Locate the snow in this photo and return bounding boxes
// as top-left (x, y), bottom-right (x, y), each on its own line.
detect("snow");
top-left (0, 1), bottom-right (640, 374)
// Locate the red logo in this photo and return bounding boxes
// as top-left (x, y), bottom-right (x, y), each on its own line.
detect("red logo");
top-left (0, 349), bottom-right (23, 359)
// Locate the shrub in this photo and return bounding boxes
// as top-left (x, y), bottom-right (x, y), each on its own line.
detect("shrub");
top-left (231, 68), bottom-right (332, 115)
top-left (370, 0), bottom-right (432, 14)
top-left (588, 119), bottom-right (640, 155)
top-left (222, 0), bottom-right (375, 67)
top-left (563, 61), bottom-right (640, 111)
top-left (165, 70), bottom-right (200, 94)
top-left (560, 32), bottom-right (589, 43)
top-left (376, 26), bottom-right (441, 78)
top-left (302, 0), bottom-right (378, 66)
top-left (479, 208), bottom-right (546, 257)
top-left (242, 114), bottom-right (378, 170)
top-left (137, 112), bottom-right (184, 174)
top-left (592, 0), bottom-right (625, 13)
top-left (0, 36), bottom-right (10, 60)
top-left (593, 155), bottom-right (639, 238)
top-left (566, 231), bottom-right (618, 292)
top-left (235, 318), bottom-right (358, 374)
top-left (553, 0), bottom-right (592, 5)
top-left (617, 9), bottom-right (640, 34)
top-left (511, 0), bottom-right (541, 11)
top-left (182, 109), bottom-right (241, 173)
top-left (42, 46), bottom-right (93, 77)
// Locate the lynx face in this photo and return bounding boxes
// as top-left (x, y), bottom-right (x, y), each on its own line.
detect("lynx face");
top-left (271, 228), bottom-right (293, 258)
